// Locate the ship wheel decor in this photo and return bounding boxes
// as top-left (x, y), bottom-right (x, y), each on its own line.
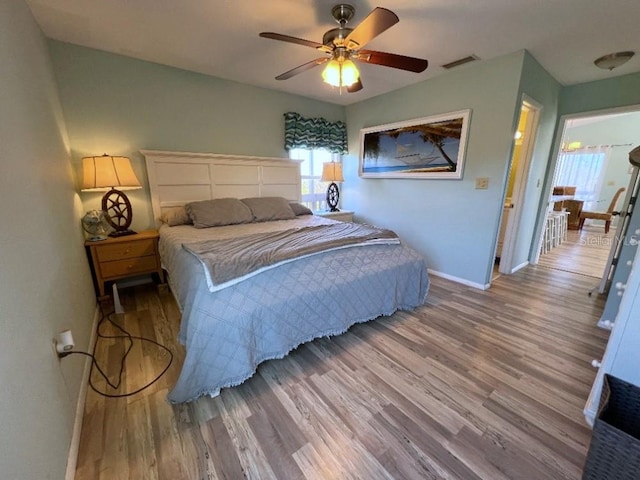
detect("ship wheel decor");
top-left (81, 154), bottom-right (141, 237)
top-left (326, 182), bottom-right (340, 212)
top-left (102, 188), bottom-right (136, 236)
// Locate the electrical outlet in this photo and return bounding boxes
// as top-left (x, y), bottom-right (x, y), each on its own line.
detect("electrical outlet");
top-left (475, 177), bottom-right (489, 189)
top-left (54, 330), bottom-right (75, 358)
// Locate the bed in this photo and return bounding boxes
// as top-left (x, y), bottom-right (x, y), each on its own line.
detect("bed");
top-left (143, 150), bottom-right (429, 403)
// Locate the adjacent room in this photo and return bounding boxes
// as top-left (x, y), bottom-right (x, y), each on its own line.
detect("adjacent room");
top-left (538, 111), bottom-right (640, 279)
top-left (3, 1), bottom-right (640, 479)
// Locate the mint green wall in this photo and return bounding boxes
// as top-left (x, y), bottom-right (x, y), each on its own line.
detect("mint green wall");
top-left (344, 52), bottom-right (525, 286)
top-left (49, 38), bottom-right (640, 287)
top-left (0, 3), bottom-right (96, 479)
top-left (49, 41), bottom-right (345, 230)
top-left (559, 72), bottom-right (640, 116)
top-left (511, 52), bottom-right (561, 266)
top-left (535, 72), bottom-right (640, 247)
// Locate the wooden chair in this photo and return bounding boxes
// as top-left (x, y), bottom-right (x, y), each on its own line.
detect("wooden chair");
top-left (578, 187), bottom-right (625, 233)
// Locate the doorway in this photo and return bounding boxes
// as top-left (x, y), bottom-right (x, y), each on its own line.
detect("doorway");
top-left (533, 110), bottom-right (640, 279)
top-left (495, 97), bottom-right (541, 277)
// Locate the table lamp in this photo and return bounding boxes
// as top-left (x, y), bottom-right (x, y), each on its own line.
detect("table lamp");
top-left (81, 154), bottom-right (142, 236)
top-left (321, 162), bottom-right (344, 212)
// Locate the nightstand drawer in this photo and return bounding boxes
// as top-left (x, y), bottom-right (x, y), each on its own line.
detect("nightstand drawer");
top-left (100, 255), bottom-right (159, 279)
top-left (96, 239), bottom-right (156, 262)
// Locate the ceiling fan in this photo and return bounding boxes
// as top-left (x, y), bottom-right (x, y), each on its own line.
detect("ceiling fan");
top-left (259, 4), bottom-right (428, 93)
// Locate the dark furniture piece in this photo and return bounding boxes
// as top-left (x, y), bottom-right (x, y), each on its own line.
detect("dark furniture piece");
top-left (583, 375), bottom-right (640, 480)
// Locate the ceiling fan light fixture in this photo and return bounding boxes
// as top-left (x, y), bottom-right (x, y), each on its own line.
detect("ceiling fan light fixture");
top-left (341, 59), bottom-right (360, 86)
top-left (322, 59), bottom-right (341, 86)
top-left (261, 5), bottom-right (426, 94)
top-left (322, 57), bottom-right (359, 87)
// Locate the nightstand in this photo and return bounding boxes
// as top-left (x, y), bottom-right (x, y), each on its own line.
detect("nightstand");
top-left (314, 210), bottom-right (354, 222)
top-left (85, 230), bottom-right (165, 298)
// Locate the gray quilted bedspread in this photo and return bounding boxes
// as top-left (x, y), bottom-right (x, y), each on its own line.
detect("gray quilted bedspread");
top-left (159, 217), bottom-right (429, 403)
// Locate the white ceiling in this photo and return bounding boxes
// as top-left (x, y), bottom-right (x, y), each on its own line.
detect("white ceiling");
top-left (26, 0), bottom-right (640, 106)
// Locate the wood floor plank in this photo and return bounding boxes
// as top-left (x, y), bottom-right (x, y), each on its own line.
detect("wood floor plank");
top-left (376, 404), bottom-right (483, 480)
top-left (75, 262), bottom-right (609, 479)
top-left (538, 225), bottom-right (614, 278)
top-left (126, 397), bottom-right (158, 480)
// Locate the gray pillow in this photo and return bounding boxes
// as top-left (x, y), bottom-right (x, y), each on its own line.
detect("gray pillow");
top-left (185, 198), bottom-right (253, 228)
top-left (160, 206), bottom-right (192, 226)
top-left (241, 197), bottom-right (296, 222)
top-left (289, 202), bottom-right (313, 216)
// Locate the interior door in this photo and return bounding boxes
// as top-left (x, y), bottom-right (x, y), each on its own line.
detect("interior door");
top-left (497, 98), bottom-right (541, 275)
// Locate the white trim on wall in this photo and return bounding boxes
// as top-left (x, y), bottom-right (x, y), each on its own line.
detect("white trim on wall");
top-left (509, 261), bottom-right (530, 274)
top-left (65, 304), bottom-right (101, 480)
top-left (428, 269), bottom-right (491, 290)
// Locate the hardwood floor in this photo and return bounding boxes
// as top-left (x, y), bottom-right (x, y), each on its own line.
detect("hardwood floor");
top-left (75, 266), bottom-right (609, 480)
top-left (537, 224), bottom-right (617, 278)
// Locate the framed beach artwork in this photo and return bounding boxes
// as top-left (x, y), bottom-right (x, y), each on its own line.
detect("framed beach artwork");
top-left (359, 109), bottom-right (471, 179)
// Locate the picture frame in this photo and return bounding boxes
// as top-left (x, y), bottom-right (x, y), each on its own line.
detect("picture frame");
top-left (359, 109), bottom-right (471, 179)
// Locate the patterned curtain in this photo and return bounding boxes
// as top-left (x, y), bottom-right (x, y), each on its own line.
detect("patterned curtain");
top-left (284, 112), bottom-right (348, 154)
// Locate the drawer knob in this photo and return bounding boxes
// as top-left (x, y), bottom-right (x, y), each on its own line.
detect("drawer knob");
top-left (591, 359), bottom-right (601, 368)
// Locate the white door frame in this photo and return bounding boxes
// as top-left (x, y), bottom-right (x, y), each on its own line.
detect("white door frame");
top-left (499, 95), bottom-right (542, 274)
top-left (531, 102), bottom-right (640, 265)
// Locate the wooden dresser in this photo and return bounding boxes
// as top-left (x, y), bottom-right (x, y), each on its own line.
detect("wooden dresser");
top-left (85, 230), bottom-right (164, 298)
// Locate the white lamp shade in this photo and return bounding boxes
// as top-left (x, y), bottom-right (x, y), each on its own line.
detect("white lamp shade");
top-left (322, 59), bottom-right (341, 87)
top-left (321, 162), bottom-right (344, 182)
top-left (81, 155), bottom-right (141, 191)
top-left (322, 58), bottom-right (360, 87)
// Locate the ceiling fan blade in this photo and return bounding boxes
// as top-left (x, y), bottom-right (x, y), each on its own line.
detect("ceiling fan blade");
top-left (259, 32), bottom-right (324, 50)
top-left (347, 78), bottom-right (363, 93)
top-left (358, 50), bottom-right (428, 73)
top-left (275, 57), bottom-right (329, 80)
top-left (344, 8), bottom-right (399, 50)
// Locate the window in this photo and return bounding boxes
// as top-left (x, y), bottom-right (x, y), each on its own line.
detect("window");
top-left (289, 148), bottom-right (339, 211)
top-left (554, 147), bottom-right (610, 210)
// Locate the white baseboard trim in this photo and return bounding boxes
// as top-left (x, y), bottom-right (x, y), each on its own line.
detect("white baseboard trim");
top-left (65, 303), bottom-right (100, 480)
top-left (509, 261), bottom-right (529, 274)
top-left (428, 269), bottom-right (491, 290)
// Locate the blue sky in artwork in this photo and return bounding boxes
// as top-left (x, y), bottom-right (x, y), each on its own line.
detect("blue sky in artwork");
top-left (363, 130), bottom-right (460, 172)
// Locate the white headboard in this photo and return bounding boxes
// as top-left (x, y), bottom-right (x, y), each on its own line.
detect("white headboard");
top-left (141, 150), bottom-right (301, 226)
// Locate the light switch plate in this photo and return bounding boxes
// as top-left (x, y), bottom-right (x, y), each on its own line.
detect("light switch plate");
top-left (475, 177), bottom-right (489, 189)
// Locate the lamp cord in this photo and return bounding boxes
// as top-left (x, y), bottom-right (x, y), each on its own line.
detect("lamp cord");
top-left (61, 305), bottom-right (173, 398)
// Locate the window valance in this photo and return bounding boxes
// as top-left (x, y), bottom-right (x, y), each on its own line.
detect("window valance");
top-left (284, 112), bottom-right (348, 154)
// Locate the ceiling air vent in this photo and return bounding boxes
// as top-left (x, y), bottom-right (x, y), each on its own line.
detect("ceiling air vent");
top-left (441, 55), bottom-right (479, 70)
